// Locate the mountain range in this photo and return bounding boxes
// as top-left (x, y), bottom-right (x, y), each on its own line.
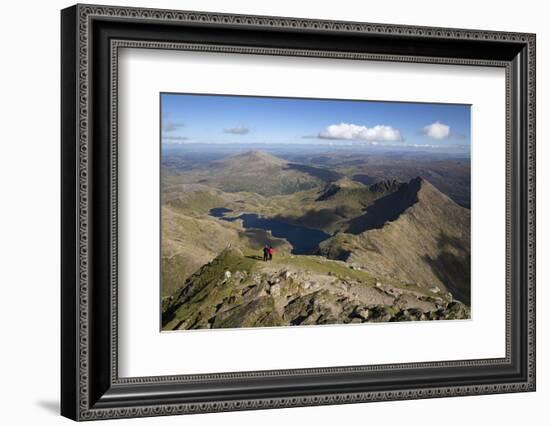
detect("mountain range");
top-left (161, 149), bottom-right (471, 329)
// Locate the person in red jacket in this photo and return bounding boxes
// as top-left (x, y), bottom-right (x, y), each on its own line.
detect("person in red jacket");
top-left (268, 245), bottom-right (274, 261)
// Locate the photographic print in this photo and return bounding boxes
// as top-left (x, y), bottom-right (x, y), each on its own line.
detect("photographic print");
top-left (61, 7), bottom-right (536, 418)
top-left (160, 93), bottom-right (471, 331)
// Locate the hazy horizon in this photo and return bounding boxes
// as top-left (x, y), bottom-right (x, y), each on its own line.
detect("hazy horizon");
top-left (161, 141), bottom-right (471, 159)
top-left (161, 93), bottom-right (471, 154)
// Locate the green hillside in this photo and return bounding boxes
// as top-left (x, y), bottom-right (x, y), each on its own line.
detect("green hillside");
top-left (160, 150), bottom-right (471, 326)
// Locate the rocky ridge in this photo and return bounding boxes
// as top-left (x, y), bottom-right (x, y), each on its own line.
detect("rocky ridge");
top-left (319, 176), bottom-right (471, 304)
top-left (162, 247), bottom-right (470, 330)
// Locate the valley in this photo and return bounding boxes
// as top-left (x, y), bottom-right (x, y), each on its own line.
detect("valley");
top-left (161, 145), bottom-right (471, 330)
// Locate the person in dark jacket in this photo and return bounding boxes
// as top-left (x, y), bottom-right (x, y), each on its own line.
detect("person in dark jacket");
top-left (262, 245), bottom-right (269, 262)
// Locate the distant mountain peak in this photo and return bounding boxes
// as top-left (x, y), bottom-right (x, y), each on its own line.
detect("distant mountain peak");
top-left (334, 176), bottom-right (365, 188)
top-left (341, 175), bottom-right (464, 237)
top-left (204, 151), bottom-right (325, 196)
top-left (227, 150), bottom-right (286, 165)
top-left (315, 177), bottom-right (366, 201)
top-left (414, 176), bottom-right (455, 204)
top-left (368, 178), bottom-right (405, 193)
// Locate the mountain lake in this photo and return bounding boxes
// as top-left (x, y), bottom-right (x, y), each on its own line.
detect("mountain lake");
top-left (209, 208), bottom-right (331, 254)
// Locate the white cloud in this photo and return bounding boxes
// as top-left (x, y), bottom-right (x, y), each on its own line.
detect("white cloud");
top-left (162, 135), bottom-right (188, 144)
top-left (318, 123), bottom-right (402, 142)
top-left (224, 125), bottom-right (249, 135)
top-left (163, 122), bottom-right (185, 132)
top-left (161, 112), bottom-right (185, 132)
top-left (421, 121), bottom-right (451, 139)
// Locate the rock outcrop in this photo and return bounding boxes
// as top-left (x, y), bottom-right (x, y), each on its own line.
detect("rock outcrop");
top-left (319, 177), bottom-right (471, 305)
top-left (162, 247), bottom-right (470, 330)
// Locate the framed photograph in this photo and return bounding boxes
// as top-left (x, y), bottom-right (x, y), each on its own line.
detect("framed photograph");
top-left (61, 4), bottom-right (536, 421)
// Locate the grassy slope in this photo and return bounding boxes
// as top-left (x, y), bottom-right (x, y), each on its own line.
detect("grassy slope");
top-left (162, 247), bottom-right (463, 330)
top-left (160, 182), bottom-right (294, 296)
top-left (162, 248), bottom-right (260, 329)
top-left (320, 178), bottom-right (471, 303)
top-left (161, 205), bottom-right (242, 296)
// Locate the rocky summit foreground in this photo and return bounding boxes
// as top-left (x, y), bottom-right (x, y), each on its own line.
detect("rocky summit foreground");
top-left (162, 247), bottom-right (470, 330)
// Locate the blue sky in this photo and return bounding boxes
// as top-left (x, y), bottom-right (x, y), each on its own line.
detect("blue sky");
top-left (161, 93), bottom-right (470, 149)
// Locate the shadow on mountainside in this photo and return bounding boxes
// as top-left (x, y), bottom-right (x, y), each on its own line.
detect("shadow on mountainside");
top-left (277, 208), bottom-right (343, 231)
top-left (351, 174), bottom-right (379, 186)
top-left (423, 232), bottom-right (471, 305)
top-left (345, 177), bottom-right (422, 234)
top-left (284, 163), bottom-right (342, 182)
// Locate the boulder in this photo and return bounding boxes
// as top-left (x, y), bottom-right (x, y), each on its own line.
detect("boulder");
top-left (270, 284), bottom-right (281, 297)
top-left (280, 270), bottom-right (291, 280)
top-left (351, 306), bottom-right (369, 320)
top-left (368, 306), bottom-right (393, 322)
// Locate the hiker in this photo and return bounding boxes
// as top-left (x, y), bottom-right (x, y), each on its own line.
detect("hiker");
top-left (262, 245), bottom-right (269, 262)
top-left (268, 245), bottom-right (274, 261)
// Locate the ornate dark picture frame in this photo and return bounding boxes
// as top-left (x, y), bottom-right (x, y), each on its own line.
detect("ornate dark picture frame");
top-left (61, 4), bottom-right (536, 421)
